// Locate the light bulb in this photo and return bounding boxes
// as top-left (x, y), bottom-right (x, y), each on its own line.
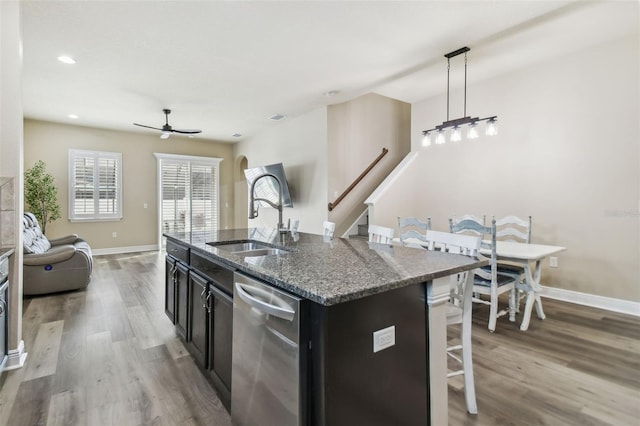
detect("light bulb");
top-left (435, 130), bottom-right (446, 145)
top-left (451, 126), bottom-right (462, 142)
top-left (486, 118), bottom-right (498, 136)
top-left (467, 122), bottom-right (479, 139)
top-left (421, 132), bottom-right (432, 147)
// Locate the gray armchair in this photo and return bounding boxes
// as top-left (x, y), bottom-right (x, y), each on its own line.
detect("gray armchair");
top-left (22, 212), bottom-right (92, 295)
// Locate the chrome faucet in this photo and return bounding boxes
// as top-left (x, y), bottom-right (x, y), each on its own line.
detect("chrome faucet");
top-left (248, 173), bottom-right (286, 232)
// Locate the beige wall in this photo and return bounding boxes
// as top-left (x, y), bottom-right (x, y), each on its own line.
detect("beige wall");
top-left (372, 34), bottom-right (639, 302)
top-left (24, 119), bottom-right (235, 250)
top-left (327, 93), bottom-right (411, 235)
top-left (234, 108), bottom-right (328, 235)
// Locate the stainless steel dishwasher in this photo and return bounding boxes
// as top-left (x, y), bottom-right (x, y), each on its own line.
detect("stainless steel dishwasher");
top-left (231, 272), bottom-right (307, 426)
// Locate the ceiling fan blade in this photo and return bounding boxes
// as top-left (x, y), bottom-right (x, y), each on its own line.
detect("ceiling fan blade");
top-left (172, 129), bottom-right (202, 134)
top-left (133, 123), bottom-right (164, 131)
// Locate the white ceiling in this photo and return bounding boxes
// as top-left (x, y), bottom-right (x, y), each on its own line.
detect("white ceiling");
top-left (21, 1), bottom-right (639, 143)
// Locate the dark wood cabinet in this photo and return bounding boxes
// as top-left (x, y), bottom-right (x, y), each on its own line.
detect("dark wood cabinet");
top-left (208, 284), bottom-right (233, 410)
top-left (165, 240), bottom-right (190, 340)
top-left (188, 271), bottom-right (209, 368)
top-left (164, 257), bottom-right (176, 323)
top-left (175, 262), bottom-right (189, 340)
top-left (165, 242), bottom-right (234, 412)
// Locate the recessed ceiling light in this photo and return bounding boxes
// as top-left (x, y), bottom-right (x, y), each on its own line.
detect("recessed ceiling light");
top-left (232, 133), bottom-right (242, 138)
top-left (269, 114), bottom-right (286, 121)
top-left (68, 114), bottom-right (79, 119)
top-left (57, 55), bottom-right (76, 65)
top-left (324, 90), bottom-right (340, 97)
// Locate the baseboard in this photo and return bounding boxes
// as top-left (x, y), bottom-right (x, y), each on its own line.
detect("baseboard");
top-left (92, 244), bottom-right (158, 256)
top-left (4, 340), bottom-right (27, 371)
top-left (540, 286), bottom-right (640, 317)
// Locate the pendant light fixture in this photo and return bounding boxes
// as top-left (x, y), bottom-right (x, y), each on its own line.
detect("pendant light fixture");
top-left (421, 46), bottom-right (497, 147)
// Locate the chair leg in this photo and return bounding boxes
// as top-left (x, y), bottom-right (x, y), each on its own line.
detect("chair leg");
top-left (488, 286), bottom-right (498, 332)
top-left (508, 289), bottom-right (516, 322)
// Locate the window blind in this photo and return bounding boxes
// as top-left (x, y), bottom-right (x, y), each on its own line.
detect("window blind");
top-left (69, 149), bottom-right (122, 221)
top-left (158, 155), bottom-right (220, 235)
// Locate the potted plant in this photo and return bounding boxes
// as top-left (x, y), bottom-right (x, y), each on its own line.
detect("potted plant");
top-left (24, 160), bottom-right (61, 234)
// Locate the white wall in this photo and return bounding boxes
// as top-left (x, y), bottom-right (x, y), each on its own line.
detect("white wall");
top-left (234, 108), bottom-right (328, 235)
top-left (372, 34), bottom-right (639, 302)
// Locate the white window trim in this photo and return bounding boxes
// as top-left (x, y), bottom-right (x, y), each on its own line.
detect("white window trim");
top-left (68, 149), bottom-right (123, 222)
top-left (154, 153), bottom-right (222, 249)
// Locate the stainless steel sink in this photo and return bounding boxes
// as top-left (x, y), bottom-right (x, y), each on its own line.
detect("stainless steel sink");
top-left (208, 240), bottom-right (290, 257)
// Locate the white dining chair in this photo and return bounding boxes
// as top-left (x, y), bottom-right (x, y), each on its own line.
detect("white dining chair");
top-left (322, 221), bottom-right (335, 238)
top-left (424, 229), bottom-right (481, 414)
top-left (368, 224), bottom-right (394, 244)
top-left (450, 217), bottom-right (517, 332)
top-left (397, 216), bottom-right (431, 248)
top-left (495, 215), bottom-right (532, 312)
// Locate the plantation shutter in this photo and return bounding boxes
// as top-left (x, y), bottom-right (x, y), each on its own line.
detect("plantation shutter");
top-left (157, 154), bottom-right (221, 236)
top-left (69, 149), bottom-right (122, 220)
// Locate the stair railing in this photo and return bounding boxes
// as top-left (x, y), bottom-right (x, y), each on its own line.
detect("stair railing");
top-left (328, 148), bottom-right (388, 212)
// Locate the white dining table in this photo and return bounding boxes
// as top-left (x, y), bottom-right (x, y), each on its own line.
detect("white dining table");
top-left (480, 241), bottom-right (566, 331)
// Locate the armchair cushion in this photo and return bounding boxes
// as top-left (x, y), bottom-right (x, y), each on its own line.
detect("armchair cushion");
top-left (22, 212), bottom-right (93, 295)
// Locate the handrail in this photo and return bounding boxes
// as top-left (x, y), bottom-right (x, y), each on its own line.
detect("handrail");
top-left (328, 147), bottom-right (389, 212)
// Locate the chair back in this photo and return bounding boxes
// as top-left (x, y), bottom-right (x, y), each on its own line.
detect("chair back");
top-left (397, 216), bottom-right (431, 248)
top-left (495, 215), bottom-right (531, 243)
top-left (424, 230), bottom-right (481, 257)
top-left (322, 221), bottom-right (335, 238)
top-left (368, 224), bottom-right (394, 244)
top-left (449, 214), bottom-right (487, 238)
top-left (450, 217), bottom-right (496, 279)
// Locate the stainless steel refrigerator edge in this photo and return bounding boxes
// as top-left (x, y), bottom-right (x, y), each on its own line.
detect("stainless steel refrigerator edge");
top-left (231, 272), bottom-right (307, 426)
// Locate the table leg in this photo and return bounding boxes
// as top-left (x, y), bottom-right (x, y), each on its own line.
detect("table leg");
top-left (519, 260), bottom-right (545, 331)
top-left (532, 260), bottom-right (546, 320)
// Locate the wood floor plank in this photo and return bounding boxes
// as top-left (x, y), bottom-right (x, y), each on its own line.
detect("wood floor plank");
top-left (23, 320), bottom-right (64, 381)
top-left (6, 375), bottom-right (53, 426)
top-left (46, 387), bottom-right (87, 426)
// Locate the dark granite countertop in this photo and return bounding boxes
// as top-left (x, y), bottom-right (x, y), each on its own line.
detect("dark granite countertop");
top-left (164, 228), bottom-right (487, 306)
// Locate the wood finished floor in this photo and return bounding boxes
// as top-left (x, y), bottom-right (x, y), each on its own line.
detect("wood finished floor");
top-left (0, 251), bottom-right (638, 425)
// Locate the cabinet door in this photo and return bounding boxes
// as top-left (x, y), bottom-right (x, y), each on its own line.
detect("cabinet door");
top-left (188, 272), bottom-right (209, 368)
top-left (209, 285), bottom-right (233, 391)
top-left (175, 262), bottom-right (189, 339)
top-left (164, 257), bottom-right (176, 323)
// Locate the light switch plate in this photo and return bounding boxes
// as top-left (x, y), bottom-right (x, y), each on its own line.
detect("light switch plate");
top-left (373, 325), bottom-right (395, 353)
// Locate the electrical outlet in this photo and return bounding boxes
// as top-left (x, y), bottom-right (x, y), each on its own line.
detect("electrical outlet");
top-left (549, 256), bottom-right (558, 268)
top-left (373, 326), bottom-right (395, 353)
top-left (112, 232), bottom-right (117, 238)
top-left (143, 203), bottom-right (148, 209)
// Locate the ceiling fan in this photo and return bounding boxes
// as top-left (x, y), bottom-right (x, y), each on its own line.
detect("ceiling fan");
top-left (133, 109), bottom-right (202, 139)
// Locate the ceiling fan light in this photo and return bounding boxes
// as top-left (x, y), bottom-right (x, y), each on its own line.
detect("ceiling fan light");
top-left (160, 131), bottom-right (171, 139)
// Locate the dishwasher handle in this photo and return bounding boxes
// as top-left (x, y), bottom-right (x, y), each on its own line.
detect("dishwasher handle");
top-left (235, 282), bottom-right (296, 321)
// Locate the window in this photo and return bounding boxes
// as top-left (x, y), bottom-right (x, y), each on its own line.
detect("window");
top-left (68, 149), bottom-right (122, 221)
top-left (154, 153), bottom-right (222, 240)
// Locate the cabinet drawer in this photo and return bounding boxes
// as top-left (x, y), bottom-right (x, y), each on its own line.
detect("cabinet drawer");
top-left (191, 251), bottom-right (234, 295)
top-left (166, 240), bottom-right (189, 264)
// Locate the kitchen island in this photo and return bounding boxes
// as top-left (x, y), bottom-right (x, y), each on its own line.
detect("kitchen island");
top-left (164, 228), bottom-right (487, 426)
